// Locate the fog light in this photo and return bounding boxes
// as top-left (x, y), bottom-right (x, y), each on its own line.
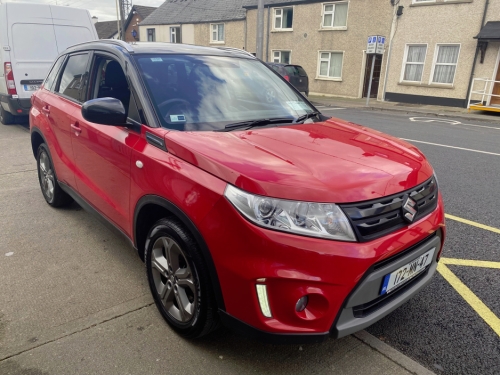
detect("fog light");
top-left (295, 296), bottom-right (308, 312)
top-left (256, 284), bottom-right (272, 318)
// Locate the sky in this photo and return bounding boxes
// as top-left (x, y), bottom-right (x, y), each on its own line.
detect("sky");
top-left (1, 0), bottom-right (165, 21)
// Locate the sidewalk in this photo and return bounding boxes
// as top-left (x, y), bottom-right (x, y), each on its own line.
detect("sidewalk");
top-left (309, 95), bottom-right (500, 124)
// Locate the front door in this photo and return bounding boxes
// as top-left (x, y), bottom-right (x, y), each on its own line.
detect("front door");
top-left (71, 54), bottom-right (139, 233)
top-left (491, 61), bottom-right (500, 106)
top-left (362, 54), bottom-right (382, 99)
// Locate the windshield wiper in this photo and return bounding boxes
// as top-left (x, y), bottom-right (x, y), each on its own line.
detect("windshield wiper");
top-left (218, 117), bottom-right (295, 132)
top-left (295, 111), bottom-right (321, 124)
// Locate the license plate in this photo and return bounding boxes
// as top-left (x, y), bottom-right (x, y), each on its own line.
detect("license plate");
top-left (23, 85), bottom-right (40, 92)
top-left (380, 248), bottom-right (435, 295)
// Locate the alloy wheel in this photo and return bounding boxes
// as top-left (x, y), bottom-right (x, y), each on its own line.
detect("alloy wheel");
top-left (150, 236), bottom-right (197, 323)
top-left (39, 151), bottom-right (55, 202)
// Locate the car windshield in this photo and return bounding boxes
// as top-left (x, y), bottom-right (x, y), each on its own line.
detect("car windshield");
top-left (134, 54), bottom-right (316, 131)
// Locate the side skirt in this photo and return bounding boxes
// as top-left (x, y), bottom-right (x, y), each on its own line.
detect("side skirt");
top-left (59, 182), bottom-right (138, 255)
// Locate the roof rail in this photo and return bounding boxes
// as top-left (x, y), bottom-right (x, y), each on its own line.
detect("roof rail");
top-left (215, 46), bottom-right (255, 58)
top-left (100, 39), bottom-right (135, 53)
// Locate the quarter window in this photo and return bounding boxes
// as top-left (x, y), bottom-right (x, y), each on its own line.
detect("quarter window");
top-left (147, 28), bottom-right (156, 42)
top-left (432, 45), bottom-right (460, 84)
top-left (318, 51), bottom-right (343, 79)
top-left (170, 27), bottom-right (181, 43)
top-left (322, 2), bottom-right (348, 28)
top-left (56, 53), bottom-right (89, 102)
top-left (274, 7), bottom-right (293, 30)
top-left (402, 45), bottom-right (427, 82)
top-left (211, 24), bottom-right (225, 42)
top-left (43, 56), bottom-right (65, 92)
top-left (273, 50), bottom-right (291, 64)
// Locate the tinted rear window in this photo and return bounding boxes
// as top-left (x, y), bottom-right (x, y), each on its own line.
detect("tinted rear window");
top-left (296, 66), bottom-right (308, 77)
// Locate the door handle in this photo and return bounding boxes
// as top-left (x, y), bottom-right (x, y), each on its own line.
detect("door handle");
top-left (41, 105), bottom-right (50, 114)
top-left (70, 122), bottom-right (82, 136)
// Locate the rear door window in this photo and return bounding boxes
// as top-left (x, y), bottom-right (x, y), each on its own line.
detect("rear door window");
top-left (56, 53), bottom-right (90, 102)
top-left (43, 56), bottom-right (66, 92)
top-left (285, 66), bottom-right (299, 76)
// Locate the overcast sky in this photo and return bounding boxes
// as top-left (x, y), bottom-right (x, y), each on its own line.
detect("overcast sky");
top-left (2, 0), bottom-right (165, 21)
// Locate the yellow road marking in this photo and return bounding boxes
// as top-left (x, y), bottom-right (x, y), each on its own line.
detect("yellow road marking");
top-left (445, 214), bottom-right (500, 235)
top-left (437, 262), bottom-right (500, 338)
top-left (441, 258), bottom-right (500, 269)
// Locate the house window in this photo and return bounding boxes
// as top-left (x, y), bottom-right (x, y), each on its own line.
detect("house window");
top-left (318, 51), bottom-right (343, 79)
top-left (273, 50), bottom-right (291, 64)
top-left (274, 7), bottom-right (293, 30)
top-left (432, 45), bottom-right (460, 84)
top-left (322, 2), bottom-right (348, 28)
top-left (147, 28), bottom-right (155, 42)
top-left (211, 24), bottom-right (225, 43)
top-left (170, 27), bottom-right (181, 43)
top-left (402, 45), bottom-right (427, 82)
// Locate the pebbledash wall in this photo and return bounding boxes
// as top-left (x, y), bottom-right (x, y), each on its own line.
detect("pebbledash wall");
top-left (138, 20), bottom-right (246, 48)
top-left (245, 0), bottom-right (393, 99)
top-left (384, 0), bottom-right (500, 108)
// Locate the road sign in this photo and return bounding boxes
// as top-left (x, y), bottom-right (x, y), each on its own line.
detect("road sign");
top-left (367, 35), bottom-right (386, 55)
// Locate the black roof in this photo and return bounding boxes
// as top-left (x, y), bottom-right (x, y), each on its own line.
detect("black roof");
top-left (141, 0), bottom-right (247, 26)
top-left (65, 40), bottom-right (256, 59)
top-left (94, 20), bottom-right (119, 39)
top-left (475, 21), bottom-right (500, 41)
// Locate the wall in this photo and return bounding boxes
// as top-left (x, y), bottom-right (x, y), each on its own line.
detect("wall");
top-left (246, 0), bottom-right (393, 99)
top-left (125, 13), bottom-right (144, 42)
top-left (193, 20), bottom-right (246, 49)
top-left (384, 0), bottom-right (498, 107)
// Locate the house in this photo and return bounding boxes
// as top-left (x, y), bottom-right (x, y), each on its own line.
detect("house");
top-left (123, 5), bottom-right (157, 42)
top-left (243, 0), bottom-right (393, 99)
top-left (384, 0), bottom-right (500, 109)
top-left (94, 20), bottom-right (119, 39)
top-left (138, 0), bottom-right (247, 48)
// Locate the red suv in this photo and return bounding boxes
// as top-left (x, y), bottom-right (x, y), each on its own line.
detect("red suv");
top-left (30, 41), bottom-right (445, 343)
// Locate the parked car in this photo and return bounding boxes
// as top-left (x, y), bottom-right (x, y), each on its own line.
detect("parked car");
top-left (0, 2), bottom-right (97, 125)
top-left (30, 41), bottom-right (445, 342)
top-left (268, 63), bottom-right (309, 97)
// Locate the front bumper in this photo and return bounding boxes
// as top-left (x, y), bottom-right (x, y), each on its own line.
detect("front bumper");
top-left (200, 193), bottom-right (445, 342)
top-left (0, 93), bottom-right (31, 116)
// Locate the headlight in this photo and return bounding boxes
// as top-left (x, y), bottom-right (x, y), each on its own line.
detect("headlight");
top-left (224, 185), bottom-right (356, 242)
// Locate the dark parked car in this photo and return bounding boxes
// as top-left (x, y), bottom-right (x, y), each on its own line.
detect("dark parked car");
top-left (269, 63), bottom-right (309, 96)
top-left (30, 40), bottom-right (445, 343)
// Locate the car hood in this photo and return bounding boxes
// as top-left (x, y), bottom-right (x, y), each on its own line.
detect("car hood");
top-left (164, 118), bottom-right (434, 203)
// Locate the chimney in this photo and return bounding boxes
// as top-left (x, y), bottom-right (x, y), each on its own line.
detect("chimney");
top-left (92, 16), bottom-right (98, 24)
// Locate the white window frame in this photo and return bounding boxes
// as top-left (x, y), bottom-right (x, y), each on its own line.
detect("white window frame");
top-left (412, 0), bottom-right (435, 3)
top-left (210, 23), bottom-right (225, 44)
top-left (400, 43), bottom-right (428, 83)
top-left (316, 50), bottom-right (344, 81)
top-left (429, 43), bottom-right (461, 86)
top-left (321, 2), bottom-right (349, 30)
top-left (272, 50), bottom-right (292, 64)
top-left (273, 7), bottom-right (294, 31)
top-left (169, 26), bottom-right (181, 43)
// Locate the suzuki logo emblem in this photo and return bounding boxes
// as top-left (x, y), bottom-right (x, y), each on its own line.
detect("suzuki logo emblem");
top-left (402, 195), bottom-right (418, 223)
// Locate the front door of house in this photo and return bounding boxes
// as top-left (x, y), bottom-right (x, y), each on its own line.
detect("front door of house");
top-left (363, 54), bottom-right (383, 98)
top-left (491, 62), bottom-right (500, 106)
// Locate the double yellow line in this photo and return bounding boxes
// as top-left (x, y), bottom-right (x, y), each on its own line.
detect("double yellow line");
top-left (439, 214), bottom-right (500, 338)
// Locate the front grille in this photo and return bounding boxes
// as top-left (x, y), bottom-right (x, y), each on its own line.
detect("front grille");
top-left (340, 176), bottom-right (438, 242)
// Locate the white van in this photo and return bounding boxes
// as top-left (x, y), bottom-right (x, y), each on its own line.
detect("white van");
top-left (0, 3), bottom-right (98, 124)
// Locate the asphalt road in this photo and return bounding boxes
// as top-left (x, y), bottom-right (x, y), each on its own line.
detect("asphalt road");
top-left (321, 107), bottom-right (500, 375)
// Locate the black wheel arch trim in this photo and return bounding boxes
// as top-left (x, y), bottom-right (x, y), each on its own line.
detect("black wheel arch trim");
top-left (31, 127), bottom-right (48, 159)
top-left (134, 195), bottom-right (226, 312)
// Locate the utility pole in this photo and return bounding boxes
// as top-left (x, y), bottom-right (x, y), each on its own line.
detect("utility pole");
top-left (119, 0), bottom-right (132, 41)
top-left (256, 0), bottom-right (264, 60)
top-left (115, 0), bottom-right (122, 40)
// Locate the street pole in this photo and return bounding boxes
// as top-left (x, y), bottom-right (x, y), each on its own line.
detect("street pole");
top-left (256, 0), bottom-right (264, 60)
top-left (119, 0), bottom-right (126, 41)
top-left (366, 55), bottom-right (376, 107)
top-left (115, 0), bottom-right (122, 40)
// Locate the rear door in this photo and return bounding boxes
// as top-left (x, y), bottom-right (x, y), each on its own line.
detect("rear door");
top-left (285, 65), bottom-right (308, 94)
top-left (41, 52), bottom-right (90, 188)
top-left (7, 4), bottom-right (59, 99)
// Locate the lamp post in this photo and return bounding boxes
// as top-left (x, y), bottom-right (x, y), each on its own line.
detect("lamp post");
top-left (256, 0), bottom-right (264, 60)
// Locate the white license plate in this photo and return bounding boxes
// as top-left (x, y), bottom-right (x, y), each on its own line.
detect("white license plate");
top-left (380, 248), bottom-right (435, 295)
top-left (23, 85), bottom-right (40, 92)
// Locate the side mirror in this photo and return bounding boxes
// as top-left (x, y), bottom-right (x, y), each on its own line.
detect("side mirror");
top-left (82, 98), bottom-right (127, 125)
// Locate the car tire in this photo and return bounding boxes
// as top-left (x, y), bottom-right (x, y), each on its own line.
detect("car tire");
top-left (0, 106), bottom-right (15, 125)
top-left (36, 143), bottom-right (73, 207)
top-left (145, 217), bottom-right (219, 338)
